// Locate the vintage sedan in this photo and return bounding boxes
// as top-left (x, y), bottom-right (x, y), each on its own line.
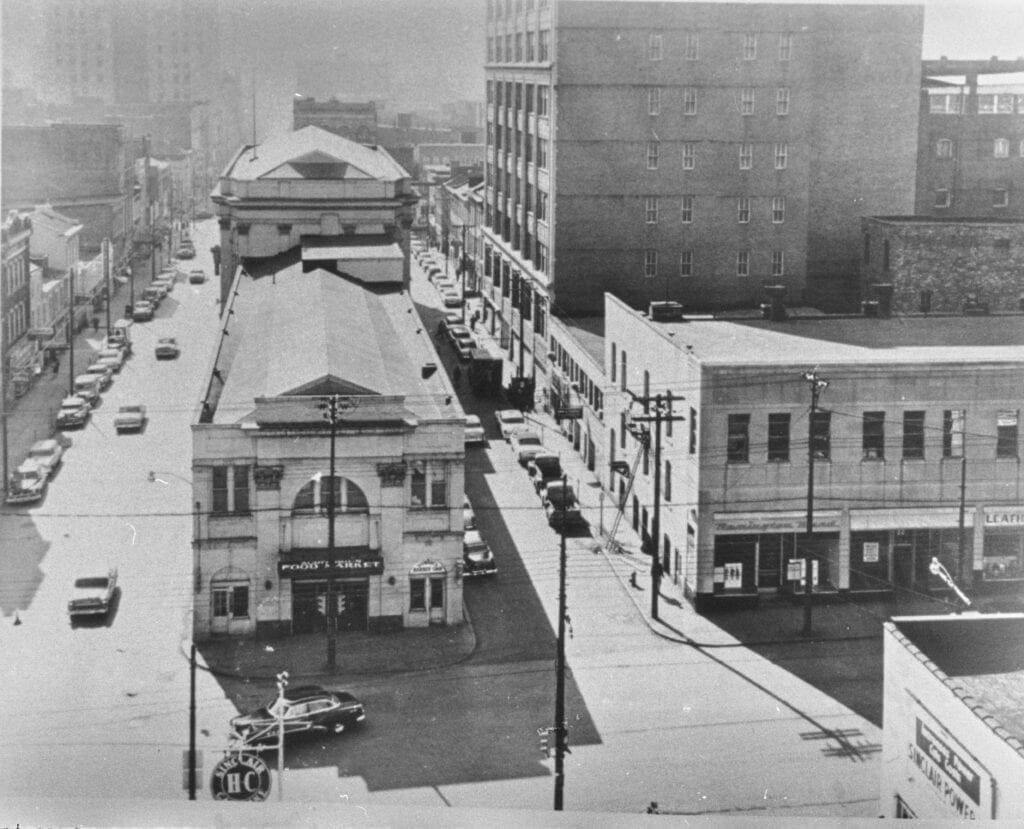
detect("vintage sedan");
top-left (56, 396), bottom-right (91, 429)
top-left (132, 300), bottom-right (155, 322)
top-left (27, 438), bottom-right (64, 478)
top-left (230, 685), bottom-right (366, 749)
top-left (511, 429), bottom-right (545, 466)
top-left (84, 362), bottom-right (114, 390)
top-left (154, 337), bottom-right (181, 359)
top-left (464, 414), bottom-right (486, 446)
top-left (496, 409), bottom-right (526, 440)
top-left (68, 568), bottom-right (118, 619)
top-left (96, 347), bottom-right (127, 372)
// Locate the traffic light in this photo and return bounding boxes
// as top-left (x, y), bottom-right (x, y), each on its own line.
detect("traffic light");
top-left (538, 727), bottom-right (551, 757)
top-left (316, 594), bottom-right (327, 615)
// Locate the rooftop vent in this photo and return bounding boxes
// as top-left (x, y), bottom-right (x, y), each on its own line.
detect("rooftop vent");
top-left (422, 363), bottom-right (438, 379)
top-left (761, 285), bottom-right (788, 322)
top-left (648, 301), bottom-right (685, 322)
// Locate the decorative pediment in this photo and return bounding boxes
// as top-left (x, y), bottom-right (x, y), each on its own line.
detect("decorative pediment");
top-left (283, 375), bottom-right (378, 397)
top-left (253, 465), bottom-right (284, 490)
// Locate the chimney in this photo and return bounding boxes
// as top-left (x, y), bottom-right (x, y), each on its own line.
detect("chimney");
top-left (871, 283), bottom-right (894, 319)
top-left (761, 285), bottom-right (788, 322)
top-left (648, 301), bottom-right (685, 322)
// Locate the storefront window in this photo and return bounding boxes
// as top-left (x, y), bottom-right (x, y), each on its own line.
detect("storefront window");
top-left (984, 529), bottom-right (1024, 581)
top-left (410, 577), bottom-right (426, 610)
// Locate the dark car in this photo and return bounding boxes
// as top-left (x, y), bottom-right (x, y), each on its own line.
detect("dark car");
top-left (230, 685), bottom-right (366, 749)
top-left (528, 452), bottom-right (563, 496)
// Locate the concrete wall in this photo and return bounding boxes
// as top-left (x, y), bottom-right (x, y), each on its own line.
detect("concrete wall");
top-left (862, 217), bottom-right (1024, 313)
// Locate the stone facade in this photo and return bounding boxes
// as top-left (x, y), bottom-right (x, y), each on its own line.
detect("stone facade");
top-left (861, 216), bottom-right (1024, 314)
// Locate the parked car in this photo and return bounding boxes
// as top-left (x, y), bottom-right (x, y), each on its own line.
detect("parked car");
top-left (464, 414), bottom-right (486, 445)
top-left (96, 347), bottom-right (127, 372)
top-left (446, 323), bottom-right (471, 345)
top-left (544, 481), bottom-right (585, 529)
top-left (27, 438), bottom-right (64, 478)
top-left (188, 269), bottom-right (206, 284)
top-left (155, 337), bottom-right (180, 359)
top-left (114, 404), bottom-right (147, 434)
top-left (230, 685), bottom-right (366, 749)
top-left (442, 291), bottom-right (463, 308)
top-left (176, 245), bottom-right (195, 259)
top-left (141, 285), bottom-right (164, 307)
top-left (453, 333), bottom-right (477, 360)
top-left (438, 312), bottom-right (463, 339)
top-left (84, 362), bottom-right (114, 390)
top-left (496, 409), bottom-right (526, 440)
top-left (463, 494), bottom-right (477, 530)
top-left (5, 460), bottom-right (48, 504)
top-left (528, 452), bottom-right (564, 496)
top-left (511, 430), bottom-right (544, 466)
top-left (152, 275), bottom-right (175, 294)
top-left (72, 374), bottom-right (102, 406)
top-left (463, 530), bottom-right (497, 578)
top-left (132, 300), bottom-right (154, 322)
top-left (435, 278), bottom-right (457, 293)
top-left (56, 396), bottom-right (91, 429)
top-left (67, 568), bottom-right (118, 619)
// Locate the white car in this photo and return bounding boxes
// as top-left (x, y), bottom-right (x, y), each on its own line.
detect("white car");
top-left (27, 438), bottom-right (64, 479)
top-left (84, 362), bottom-right (114, 390)
top-left (464, 414), bottom-right (486, 445)
top-left (463, 494), bottom-right (477, 530)
top-left (442, 291), bottom-right (463, 308)
top-left (96, 347), bottom-right (126, 371)
top-left (496, 409), bottom-right (525, 440)
top-left (511, 430), bottom-right (544, 466)
top-left (114, 404), bottom-right (147, 433)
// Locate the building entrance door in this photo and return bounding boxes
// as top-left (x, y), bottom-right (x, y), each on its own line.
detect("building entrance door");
top-left (291, 579), bottom-right (369, 633)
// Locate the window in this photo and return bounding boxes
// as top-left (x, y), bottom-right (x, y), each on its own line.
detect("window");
top-left (737, 197), bottom-right (750, 223)
top-left (994, 138), bottom-right (1010, 158)
top-left (774, 143), bottom-right (787, 169)
top-left (928, 92), bottom-right (962, 114)
top-left (620, 351), bottom-right (627, 392)
top-left (410, 462), bottom-right (448, 507)
top-left (771, 250), bottom-right (784, 277)
top-left (685, 33), bottom-right (699, 60)
top-left (934, 189), bottom-right (951, 209)
top-left (978, 93), bottom-right (1015, 114)
top-left (743, 33), bottom-right (757, 60)
top-left (682, 142), bottom-right (696, 169)
top-left (538, 30), bottom-right (549, 61)
top-left (233, 465), bottom-right (250, 513)
top-left (526, 32), bottom-right (535, 61)
top-left (727, 414), bottom-right (750, 463)
top-left (736, 250), bottom-right (749, 277)
top-left (212, 467), bottom-right (229, 513)
top-left (538, 86), bottom-right (549, 116)
top-left (863, 411), bottom-right (885, 460)
top-left (740, 88), bottom-right (755, 115)
top-left (689, 407), bottom-right (698, 454)
top-left (902, 411), bottom-right (925, 459)
top-left (767, 413), bottom-right (791, 462)
top-left (778, 33), bottom-right (792, 61)
top-left (776, 88), bottom-right (789, 115)
top-left (515, 33), bottom-right (523, 61)
top-left (680, 250), bottom-right (693, 277)
top-left (771, 196), bottom-right (786, 223)
top-left (610, 342), bottom-right (617, 383)
top-left (811, 410), bottom-right (831, 460)
top-left (943, 409), bottom-right (965, 458)
top-left (644, 250), bottom-right (658, 278)
top-left (664, 460), bottom-right (672, 501)
top-left (648, 87), bottom-right (661, 115)
top-left (645, 196), bottom-right (659, 224)
top-left (409, 578), bottom-right (426, 611)
top-left (883, 239), bottom-right (891, 270)
top-left (997, 410), bottom-right (1018, 458)
top-left (648, 33), bottom-right (663, 61)
top-left (646, 141), bottom-right (659, 169)
top-left (683, 87), bottom-right (697, 116)
top-left (213, 584), bottom-right (249, 618)
top-left (936, 138), bottom-right (954, 158)
top-left (681, 195), bottom-right (693, 223)
top-left (739, 143), bottom-right (753, 169)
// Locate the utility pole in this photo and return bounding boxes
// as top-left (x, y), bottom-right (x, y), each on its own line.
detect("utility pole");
top-left (802, 371), bottom-right (828, 636)
top-left (460, 222), bottom-right (468, 324)
top-left (629, 394), bottom-right (686, 620)
top-left (957, 455), bottom-right (967, 583)
top-left (318, 394), bottom-right (354, 670)
top-left (188, 643), bottom-right (197, 800)
top-left (553, 474), bottom-right (568, 811)
top-left (103, 238), bottom-right (112, 333)
top-left (68, 265), bottom-right (76, 398)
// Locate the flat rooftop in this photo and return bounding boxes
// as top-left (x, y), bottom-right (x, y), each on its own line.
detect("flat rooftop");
top-left (658, 314), bottom-right (1024, 367)
top-left (891, 614), bottom-right (1024, 748)
top-left (553, 315), bottom-right (605, 365)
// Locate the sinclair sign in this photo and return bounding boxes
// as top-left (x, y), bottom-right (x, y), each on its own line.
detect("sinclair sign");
top-left (210, 753), bottom-right (271, 801)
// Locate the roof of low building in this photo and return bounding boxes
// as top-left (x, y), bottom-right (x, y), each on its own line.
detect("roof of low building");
top-left (210, 251), bottom-right (454, 425)
top-left (26, 204), bottom-right (81, 236)
top-left (224, 126), bottom-right (408, 183)
top-left (554, 315), bottom-right (606, 365)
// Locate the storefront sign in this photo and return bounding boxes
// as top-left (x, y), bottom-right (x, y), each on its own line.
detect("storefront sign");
top-left (786, 559), bottom-right (819, 586)
top-left (278, 554), bottom-right (383, 577)
top-left (863, 542), bottom-right (880, 563)
top-left (984, 508), bottom-right (1024, 526)
top-left (723, 562), bottom-right (743, 589)
top-left (555, 407), bottom-right (583, 420)
top-left (714, 511), bottom-right (840, 534)
top-left (903, 703), bottom-right (992, 820)
top-left (210, 753), bottom-right (271, 801)
top-left (410, 559), bottom-right (446, 576)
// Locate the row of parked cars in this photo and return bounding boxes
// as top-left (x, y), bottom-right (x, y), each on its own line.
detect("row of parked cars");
top-left (496, 409), bottom-right (585, 530)
top-left (413, 243), bottom-right (463, 309)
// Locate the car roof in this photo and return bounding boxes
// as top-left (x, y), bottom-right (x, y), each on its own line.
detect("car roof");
top-left (515, 430), bottom-right (541, 441)
top-left (158, 337), bottom-right (177, 343)
top-left (498, 410), bottom-right (524, 420)
top-left (465, 414), bottom-right (481, 425)
top-left (61, 395), bottom-right (87, 406)
top-left (532, 452), bottom-right (561, 465)
top-left (30, 439), bottom-right (58, 452)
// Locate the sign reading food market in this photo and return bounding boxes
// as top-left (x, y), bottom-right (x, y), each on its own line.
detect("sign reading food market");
top-left (278, 554), bottom-right (384, 577)
top-left (210, 753), bottom-right (271, 801)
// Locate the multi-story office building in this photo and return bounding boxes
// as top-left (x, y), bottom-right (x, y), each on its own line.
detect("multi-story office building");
top-left (916, 58), bottom-right (1024, 219)
top-left (293, 98), bottom-right (379, 143)
top-left (483, 0), bottom-right (923, 382)
top-left (1, 212), bottom-right (34, 405)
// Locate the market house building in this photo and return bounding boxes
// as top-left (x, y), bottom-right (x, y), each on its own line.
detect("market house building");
top-left (881, 613), bottom-right (1024, 819)
top-left (603, 294), bottom-right (1024, 611)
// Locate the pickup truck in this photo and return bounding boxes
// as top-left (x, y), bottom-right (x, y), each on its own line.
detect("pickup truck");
top-left (5, 460), bottom-right (47, 504)
top-left (68, 569), bottom-right (118, 619)
top-left (114, 404), bottom-right (147, 434)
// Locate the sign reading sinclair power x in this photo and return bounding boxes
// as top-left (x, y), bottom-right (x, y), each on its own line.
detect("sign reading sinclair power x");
top-left (211, 753), bottom-right (271, 801)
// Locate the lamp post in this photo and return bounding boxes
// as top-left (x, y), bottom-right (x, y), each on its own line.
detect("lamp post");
top-left (274, 670), bottom-right (289, 801)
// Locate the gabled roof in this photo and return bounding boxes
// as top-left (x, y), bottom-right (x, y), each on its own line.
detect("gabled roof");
top-left (225, 126), bottom-right (408, 183)
top-left (26, 204), bottom-right (82, 237)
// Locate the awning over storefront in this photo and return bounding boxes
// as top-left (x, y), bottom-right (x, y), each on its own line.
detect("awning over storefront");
top-left (278, 547), bottom-right (384, 577)
top-left (850, 508), bottom-right (968, 531)
top-left (713, 510), bottom-right (842, 534)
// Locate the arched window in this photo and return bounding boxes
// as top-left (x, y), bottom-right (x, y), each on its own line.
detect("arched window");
top-left (291, 475), bottom-right (369, 514)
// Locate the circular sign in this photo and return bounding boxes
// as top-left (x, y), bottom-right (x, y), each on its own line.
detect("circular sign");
top-left (211, 752), bottom-right (271, 801)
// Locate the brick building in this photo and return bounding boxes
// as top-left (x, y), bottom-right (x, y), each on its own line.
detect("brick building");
top-left (916, 57), bottom-right (1024, 219)
top-left (482, 0), bottom-right (924, 388)
top-left (1, 212), bottom-right (34, 406)
top-left (293, 97), bottom-right (379, 144)
top-left (861, 216), bottom-right (1024, 314)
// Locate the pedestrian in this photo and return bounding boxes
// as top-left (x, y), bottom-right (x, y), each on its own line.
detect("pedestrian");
top-left (453, 365), bottom-right (462, 385)
top-left (91, 316), bottom-right (99, 332)
top-left (51, 357), bottom-right (60, 377)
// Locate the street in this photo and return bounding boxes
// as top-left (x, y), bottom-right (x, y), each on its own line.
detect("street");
top-left (0, 231), bottom-right (883, 816)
